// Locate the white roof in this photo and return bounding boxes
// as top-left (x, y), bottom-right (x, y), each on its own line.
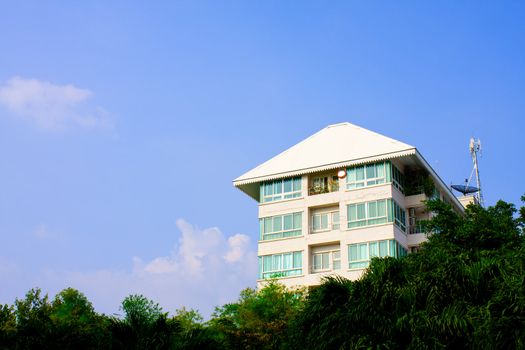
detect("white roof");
top-left (234, 122), bottom-right (415, 187)
top-left (233, 122), bottom-right (464, 213)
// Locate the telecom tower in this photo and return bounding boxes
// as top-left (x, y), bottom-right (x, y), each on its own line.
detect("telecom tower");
top-left (451, 137), bottom-right (484, 206)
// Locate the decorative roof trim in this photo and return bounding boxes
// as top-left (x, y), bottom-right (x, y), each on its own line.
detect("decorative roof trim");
top-left (233, 148), bottom-right (416, 186)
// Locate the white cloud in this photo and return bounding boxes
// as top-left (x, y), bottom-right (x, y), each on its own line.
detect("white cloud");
top-left (29, 219), bottom-right (258, 318)
top-left (34, 223), bottom-right (55, 240)
top-left (0, 76), bottom-right (113, 130)
top-left (225, 233), bottom-right (251, 263)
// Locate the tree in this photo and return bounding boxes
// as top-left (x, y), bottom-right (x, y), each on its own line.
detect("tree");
top-left (0, 304), bottom-right (16, 349)
top-left (211, 280), bottom-right (306, 350)
top-left (170, 308), bottom-right (221, 350)
top-left (14, 288), bottom-right (54, 349)
top-left (50, 288), bottom-right (110, 349)
top-left (110, 294), bottom-right (178, 350)
top-left (290, 197), bottom-right (525, 349)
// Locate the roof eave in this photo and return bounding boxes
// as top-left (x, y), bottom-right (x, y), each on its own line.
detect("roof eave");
top-left (233, 148), bottom-right (417, 187)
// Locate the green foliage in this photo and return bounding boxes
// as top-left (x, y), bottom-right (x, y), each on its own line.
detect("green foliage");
top-left (173, 307), bottom-right (203, 332)
top-left (121, 294), bottom-right (165, 328)
top-left (110, 294), bottom-right (176, 349)
top-left (171, 308), bottom-right (220, 350)
top-left (290, 197), bottom-right (525, 349)
top-left (50, 288), bottom-right (110, 349)
top-left (211, 280), bottom-right (306, 350)
top-left (404, 169), bottom-right (433, 196)
top-left (10, 288), bottom-right (111, 349)
top-left (0, 304), bottom-right (16, 349)
top-left (14, 288), bottom-right (53, 349)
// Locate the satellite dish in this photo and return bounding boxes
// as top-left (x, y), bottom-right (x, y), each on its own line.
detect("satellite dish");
top-left (337, 170), bottom-right (346, 179)
top-left (451, 184), bottom-right (479, 195)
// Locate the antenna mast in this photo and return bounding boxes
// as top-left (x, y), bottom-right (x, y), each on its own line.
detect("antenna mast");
top-left (469, 138), bottom-right (484, 206)
top-left (451, 137), bottom-right (484, 206)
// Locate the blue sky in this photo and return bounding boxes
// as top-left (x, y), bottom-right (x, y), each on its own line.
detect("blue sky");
top-left (1, 1), bottom-right (524, 317)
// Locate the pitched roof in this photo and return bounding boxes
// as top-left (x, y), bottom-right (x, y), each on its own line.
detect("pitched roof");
top-left (234, 122), bottom-right (415, 187)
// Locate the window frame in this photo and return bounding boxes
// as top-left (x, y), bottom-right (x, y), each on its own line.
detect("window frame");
top-left (259, 251), bottom-right (303, 279)
top-left (345, 161), bottom-right (405, 193)
top-left (348, 239), bottom-right (407, 270)
top-left (310, 209), bottom-right (340, 233)
top-left (347, 199), bottom-right (388, 229)
top-left (260, 212), bottom-right (303, 241)
top-left (311, 249), bottom-right (341, 273)
top-left (260, 177), bottom-right (302, 203)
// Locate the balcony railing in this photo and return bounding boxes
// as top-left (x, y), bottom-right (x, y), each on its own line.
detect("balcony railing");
top-left (310, 223), bottom-right (340, 234)
top-left (308, 182), bottom-right (339, 196)
top-left (310, 263), bottom-right (341, 273)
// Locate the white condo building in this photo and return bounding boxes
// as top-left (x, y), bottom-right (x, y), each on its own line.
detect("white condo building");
top-left (233, 122), bottom-right (464, 288)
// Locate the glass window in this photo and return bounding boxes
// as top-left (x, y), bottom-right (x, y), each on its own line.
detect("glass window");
top-left (377, 163), bottom-right (385, 178)
top-left (357, 203), bottom-right (366, 219)
top-left (321, 214), bottom-right (328, 229)
top-left (259, 251), bottom-right (303, 279)
top-left (260, 212), bottom-right (302, 241)
top-left (293, 177), bottom-right (302, 192)
top-left (379, 240), bottom-right (388, 257)
top-left (264, 218), bottom-right (272, 234)
top-left (366, 164), bottom-right (376, 180)
top-left (369, 241), bottom-right (379, 258)
top-left (349, 244), bottom-right (358, 261)
top-left (263, 256), bottom-right (272, 271)
top-left (283, 178), bottom-right (293, 193)
top-left (273, 216), bottom-right (282, 232)
top-left (311, 211), bottom-right (339, 233)
top-left (272, 181), bottom-right (280, 196)
top-left (348, 243), bottom-right (370, 269)
top-left (347, 168), bottom-right (356, 183)
top-left (347, 162), bottom-right (397, 190)
top-left (312, 250), bottom-right (340, 272)
top-left (264, 183), bottom-right (273, 196)
top-left (333, 250), bottom-right (341, 270)
top-left (332, 212), bottom-right (340, 230)
top-left (356, 167), bottom-right (365, 181)
top-left (391, 164), bottom-right (404, 193)
top-left (392, 200), bottom-right (407, 232)
top-left (348, 204), bottom-right (356, 222)
top-left (283, 253), bottom-right (292, 269)
top-left (368, 201), bottom-right (377, 218)
top-left (293, 252), bottom-right (302, 267)
top-left (322, 253), bottom-right (330, 269)
top-left (347, 199), bottom-right (389, 228)
top-left (378, 200), bottom-right (386, 216)
top-left (313, 215), bottom-right (321, 231)
top-left (389, 240), bottom-right (397, 258)
top-left (293, 213), bottom-right (302, 228)
top-left (348, 240), bottom-right (406, 270)
top-left (283, 215), bottom-right (293, 230)
top-left (313, 254), bottom-right (322, 271)
top-left (261, 177), bottom-right (302, 203)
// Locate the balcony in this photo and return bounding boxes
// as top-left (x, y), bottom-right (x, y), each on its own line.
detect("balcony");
top-left (310, 249), bottom-right (341, 274)
top-left (309, 174), bottom-right (340, 196)
top-left (407, 206), bottom-right (431, 235)
top-left (310, 208), bottom-right (340, 234)
top-left (405, 193), bottom-right (427, 208)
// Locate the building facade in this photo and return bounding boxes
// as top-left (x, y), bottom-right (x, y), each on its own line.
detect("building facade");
top-left (233, 123), bottom-right (464, 288)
